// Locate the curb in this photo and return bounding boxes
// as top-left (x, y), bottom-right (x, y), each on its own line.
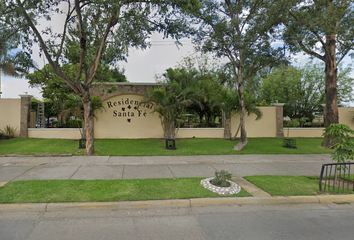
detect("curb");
top-left (1, 195), bottom-right (354, 212)
top-left (0, 154), bottom-right (72, 157)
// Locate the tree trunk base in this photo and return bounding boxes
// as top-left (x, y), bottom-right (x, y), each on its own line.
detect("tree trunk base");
top-left (232, 140), bottom-right (248, 151)
top-left (321, 135), bottom-right (332, 148)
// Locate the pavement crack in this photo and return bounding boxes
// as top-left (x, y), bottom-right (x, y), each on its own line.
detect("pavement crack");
top-left (166, 164), bottom-right (176, 178)
top-left (10, 165), bottom-right (39, 182)
top-left (121, 165), bottom-right (125, 179)
top-left (24, 212), bottom-right (46, 240)
top-left (69, 164), bottom-right (82, 179)
top-left (206, 162), bottom-right (218, 171)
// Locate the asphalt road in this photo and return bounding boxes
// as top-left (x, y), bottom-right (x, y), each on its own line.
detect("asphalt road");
top-left (1, 203), bottom-right (354, 240)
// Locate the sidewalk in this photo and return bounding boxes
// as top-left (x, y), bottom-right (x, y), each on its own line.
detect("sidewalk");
top-left (0, 154), bottom-right (331, 182)
top-left (3, 154), bottom-right (354, 211)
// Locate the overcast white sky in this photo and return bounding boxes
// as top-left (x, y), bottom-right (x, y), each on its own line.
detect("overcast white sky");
top-left (0, 33), bottom-right (197, 99)
top-left (0, 7), bottom-right (353, 101)
top-left (1, 35), bottom-right (353, 101)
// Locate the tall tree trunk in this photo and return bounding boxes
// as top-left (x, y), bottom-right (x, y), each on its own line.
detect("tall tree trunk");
top-left (82, 96), bottom-right (94, 155)
top-left (233, 66), bottom-right (248, 151)
top-left (322, 33), bottom-right (339, 147)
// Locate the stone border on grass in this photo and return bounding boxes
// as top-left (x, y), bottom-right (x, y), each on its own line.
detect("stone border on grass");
top-left (201, 177), bottom-right (241, 195)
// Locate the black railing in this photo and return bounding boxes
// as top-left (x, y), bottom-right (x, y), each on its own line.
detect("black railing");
top-left (319, 162), bottom-right (354, 193)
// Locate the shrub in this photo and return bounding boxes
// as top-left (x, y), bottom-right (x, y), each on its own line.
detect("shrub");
top-left (0, 125), bottom-right (18, 138)
top-left (312, 122), bottom-right (324, 128)
top-left (303, 122), bottom-right (312, 127)
top-left (283, 119), bottom-right (300, 128)
top-left (52, 121), bottom-right (60, 127)
top-left (323, 124), bottom-right (354, 163)
top-left (299, 117), bottom-right (310, 127)
top-left (66, 119), bottom-right (82, 128)
top-left (211, 170), bottom-right (232, 187)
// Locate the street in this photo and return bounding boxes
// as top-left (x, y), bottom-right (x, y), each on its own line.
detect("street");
top-left (1, 203), bottom-right (354, 240)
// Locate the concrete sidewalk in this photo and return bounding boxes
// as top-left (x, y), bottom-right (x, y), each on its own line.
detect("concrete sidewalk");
top-left (2, 154), bottom-right (354, 211)
top-left (0, 154), bottom-right (331, 182)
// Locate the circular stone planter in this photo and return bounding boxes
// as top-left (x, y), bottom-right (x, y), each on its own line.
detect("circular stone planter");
top-left (201, 177), bottom-right (241, 195)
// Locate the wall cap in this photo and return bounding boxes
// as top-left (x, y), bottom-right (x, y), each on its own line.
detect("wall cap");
top-left (285, 128), bottom-right (325, 130)
top-left (28, 128), bottom-right (81, 130)
top-left (92, 82), bottom-right (164, 86)
top-left (179, 128), bottom-right (225, 130)
top-left (271, 103), bottom-right (285, 106)
top-left (19, 94), bottom-right (33, 98)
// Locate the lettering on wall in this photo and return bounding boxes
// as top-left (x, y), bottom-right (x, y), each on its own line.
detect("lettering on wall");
top-left (106, 97), bottom-right (153, 123)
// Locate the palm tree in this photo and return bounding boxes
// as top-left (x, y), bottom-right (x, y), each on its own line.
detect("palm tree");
top-left (220, 88), bottom-right (263, 142)
top-left (0, 33), bottom-right (33, 97)
top-left (141, 81), bottom-right (201, 140)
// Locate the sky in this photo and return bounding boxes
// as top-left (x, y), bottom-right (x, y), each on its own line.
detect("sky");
top-left (1, 34), bottom-right (353, 101)
top-left (0, 6), bottom-right (353, 101)
top-left (0, 33), bottom-right (196, 99)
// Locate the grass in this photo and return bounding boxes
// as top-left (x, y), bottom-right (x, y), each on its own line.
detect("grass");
top-left (0, 178), bottom-right (251, 204)
top-left (244, 175), bottom-right (321, 196)
top-left (1, 175), bottom-right (353, 204)
top-left (0, 138), bottom-right (332, 156)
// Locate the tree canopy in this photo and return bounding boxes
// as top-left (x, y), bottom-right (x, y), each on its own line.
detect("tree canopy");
top-left (1, 0), bottom-right (198, 154)
top-left (260, 63), bottom-right (354, 120)
top-left (187, 0), bottom-right (287, 150)
top-left (277, 0), bottom-right (354, 146)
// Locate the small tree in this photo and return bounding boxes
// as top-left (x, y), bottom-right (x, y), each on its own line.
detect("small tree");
top-left (141, 81), bottom-right (201, 140)
top-left (61, 95), bottom-right (105, 140)
top-left (220, 88), bottom-right (263, 141)
top-left (323, 124), bottom-right (354, 164)
top-left (323, 124), bottom-right (354, 182)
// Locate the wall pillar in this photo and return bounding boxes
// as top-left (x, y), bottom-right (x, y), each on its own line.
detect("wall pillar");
top-left (19, 95), bottom-right (32, 138)
top-left (272, 103), bottom-right (285, 138)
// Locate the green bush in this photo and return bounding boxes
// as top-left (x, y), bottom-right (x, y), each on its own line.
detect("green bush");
top-left (283, 119), bottom-right (300, 128)
top-left (211, 170), bottom-right (232, 187)
top-left (0, 125), bottom-right (18, 138)
top-left (52, 121), bottom-right (60, 127)
top-left (323, 124), bottom-right (354, 163)
top-left (66, 119), bottom-right (82, 128)
top-left (303, 122), bottom-right (312, 127)
top-left (299, 117), bottom-right (310, 127)
top-left (312, 122), bottom-right (324, 128)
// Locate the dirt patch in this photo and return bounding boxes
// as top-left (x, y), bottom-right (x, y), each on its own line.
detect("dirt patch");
top-left (0, 135), bottom-right (12, 141)
top-left (320, 178), bottom-right (354, 192)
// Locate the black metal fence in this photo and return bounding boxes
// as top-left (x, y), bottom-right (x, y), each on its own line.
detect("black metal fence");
top-left (319, 162), bottom-right (354, 193)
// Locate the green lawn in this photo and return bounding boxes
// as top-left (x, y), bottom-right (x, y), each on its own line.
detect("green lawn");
top-left (245, 175), bottom-right (321, 196)
top-left (0, 138), bottom-right (332, 156)
top-left (1, 175), bottom-right (353, 204)
top-left (0, 178), bottom-right (251, 203)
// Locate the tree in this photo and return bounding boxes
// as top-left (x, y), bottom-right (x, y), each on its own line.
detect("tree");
top-left (2, 0), bottom-right (196, 154)
top-left (277, 0), bottom-right (354, 147)
top-left (219, 87), bottom-right (263, 140)
top-left (27, 63), bottom-right (127, 124)
top-left (60, 95), bottom-right (104, 139)
top-left (188, 0), bottom-right (287, 150)
top-left (141, 81), bottom-right (201, 139)
top-left (260, 63), bottom-right (354, 120)
top-left (0, 26), bottom-right (33, 97)
top-left (159, 54), bottom-right (224, 127)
